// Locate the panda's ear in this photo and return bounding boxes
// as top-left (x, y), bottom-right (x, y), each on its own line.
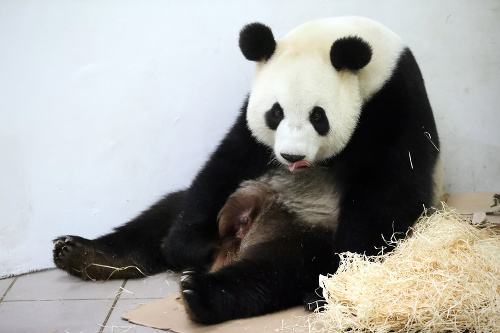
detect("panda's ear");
top-left (239, 23), bottom-right (276, 62)
top-left (330, 36), bottom-right (372, 71)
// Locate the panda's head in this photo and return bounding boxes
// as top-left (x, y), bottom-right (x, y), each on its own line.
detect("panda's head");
top-left (240, 17), bottom-right (404, 171)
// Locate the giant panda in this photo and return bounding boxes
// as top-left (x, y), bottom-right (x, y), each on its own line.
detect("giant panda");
top-left (53, 16), bottom-right (440, 324)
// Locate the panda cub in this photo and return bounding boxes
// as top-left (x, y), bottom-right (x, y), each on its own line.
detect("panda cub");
top-left (212, 168), bottom-right (339, 272)
top-left (53, 17), bottom-right (440, 324)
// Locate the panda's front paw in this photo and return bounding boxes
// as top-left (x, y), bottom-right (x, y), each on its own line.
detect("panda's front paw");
top-left (180, 270), bottom-right (223, 324)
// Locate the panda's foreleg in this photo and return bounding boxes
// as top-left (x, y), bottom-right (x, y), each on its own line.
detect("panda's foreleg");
top-left (161, 106), bottom-right (273, 270)
top-left (53, 190), bottom-right (187, 280)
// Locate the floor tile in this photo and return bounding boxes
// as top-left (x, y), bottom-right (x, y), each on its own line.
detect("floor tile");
top-left (0, 276), bottom-right (16, 299)
top-left (120, 272), bottom-right (180, 299)
top-left (4, 269), bottom-right (125, 301)
top-left (0, 299), bottom-right (111, 333)
top-left (104, 298), bottom-right (173, 333)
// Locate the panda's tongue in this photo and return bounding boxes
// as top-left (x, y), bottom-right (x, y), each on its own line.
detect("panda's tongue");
top-left (289, 160), bottom-right (311, 172)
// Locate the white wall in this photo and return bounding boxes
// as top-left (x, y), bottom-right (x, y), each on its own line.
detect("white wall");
top-left (1, 0), bottom-right (499, 277)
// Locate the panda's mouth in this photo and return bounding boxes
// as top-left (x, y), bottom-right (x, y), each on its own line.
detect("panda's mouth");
top-left (288, 160), bottom-right (311, 172)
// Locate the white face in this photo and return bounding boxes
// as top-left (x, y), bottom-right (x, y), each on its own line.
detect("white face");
top-left (247, 54), bottom-right (362, 166)
top-left (246, 17), bottom-right (404, 168)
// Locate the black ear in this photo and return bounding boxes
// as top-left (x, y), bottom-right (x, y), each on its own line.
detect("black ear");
top-left (330, 36), bottom-right (372, 71)
top-left (239, 23), bottom-right (276, 62)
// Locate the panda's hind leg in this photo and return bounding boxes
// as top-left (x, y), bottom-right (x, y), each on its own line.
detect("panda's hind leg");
top-left (53, 235), bottom-right (147, 280)
top-left (53, 190), bottom-right (187, 280)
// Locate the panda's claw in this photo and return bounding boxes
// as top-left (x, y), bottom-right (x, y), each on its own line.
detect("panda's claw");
top-left (179, 270), bottom-right (219, 323)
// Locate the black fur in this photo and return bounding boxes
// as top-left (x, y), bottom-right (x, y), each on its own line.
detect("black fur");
top-left (162, 101), bottom-right (273, 272)
top-left (53, 45), bottom-right (438, 325)
top-left (330, 36), bottom-right (373, 71)
top-left (309, 106), bottom-right (330, 136)
top-left (330, 48), bottom-right (439, 258)
top-left (239, 22), bottom-right (276, 61)
top-left (180, 222), bottom-right (336, 323)
top-left (264, 102), bottom-right (284, 130)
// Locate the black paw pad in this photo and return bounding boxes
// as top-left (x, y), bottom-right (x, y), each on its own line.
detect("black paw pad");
top-left (52, 235), bottom-right (98, 279)
top-left (53, 236), bottom-right (77, 260)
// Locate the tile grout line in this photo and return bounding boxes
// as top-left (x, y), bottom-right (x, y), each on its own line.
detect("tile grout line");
top-left (0, 277), bottom-right (18, 303)
top-left (98, 279), bottom-right (128, 333)
top-left (2, 296), bottom-right (166, 302)
top-left (2, 298), bottom-right (155, 302)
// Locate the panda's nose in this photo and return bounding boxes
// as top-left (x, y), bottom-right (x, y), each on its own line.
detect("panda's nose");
top-left (280, 153), bottom-right (306, 163)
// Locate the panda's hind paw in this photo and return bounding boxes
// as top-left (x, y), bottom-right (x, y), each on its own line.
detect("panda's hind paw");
top-left (53, 236), bottom-right (79, 259)
top-left (52, 235), bottom-right (101, 280)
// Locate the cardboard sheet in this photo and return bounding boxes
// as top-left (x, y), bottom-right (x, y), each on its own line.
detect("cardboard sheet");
top-left (447, 192), bottom-right (500, 224)
top-left (122, 293), bottom-right (310, 332)
top-left (122, 192), bottom-right (499, 331)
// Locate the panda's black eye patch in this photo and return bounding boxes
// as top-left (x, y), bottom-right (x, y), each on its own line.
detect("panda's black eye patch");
top-left (310, 106), bottom-right (329, 136)
top-left (265, 103), bottom-right (284, 130)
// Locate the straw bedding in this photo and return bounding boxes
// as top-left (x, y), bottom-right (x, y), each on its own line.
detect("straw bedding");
top-left (307, 207), bottom-right (500, 333)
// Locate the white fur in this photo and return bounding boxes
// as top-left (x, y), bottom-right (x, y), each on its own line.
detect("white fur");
top-left (246, 17), bottom-right (404, 166)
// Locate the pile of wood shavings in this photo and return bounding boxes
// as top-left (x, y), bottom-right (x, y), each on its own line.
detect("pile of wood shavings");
top-left (309, 207), bottom-right (500, 333)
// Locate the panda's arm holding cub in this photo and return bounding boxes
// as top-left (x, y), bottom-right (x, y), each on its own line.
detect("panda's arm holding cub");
top-left (164, 103), bottom-right (274, 270)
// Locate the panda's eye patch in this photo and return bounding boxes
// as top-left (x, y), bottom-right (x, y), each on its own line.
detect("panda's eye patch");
top-left (310, 106), bottom-right (330, 136)
top-left (265, 103), bottom-right (284, 130)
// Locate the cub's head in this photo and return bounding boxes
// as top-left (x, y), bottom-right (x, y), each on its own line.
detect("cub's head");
top-left (239, 17), bottom-right (404, 171)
